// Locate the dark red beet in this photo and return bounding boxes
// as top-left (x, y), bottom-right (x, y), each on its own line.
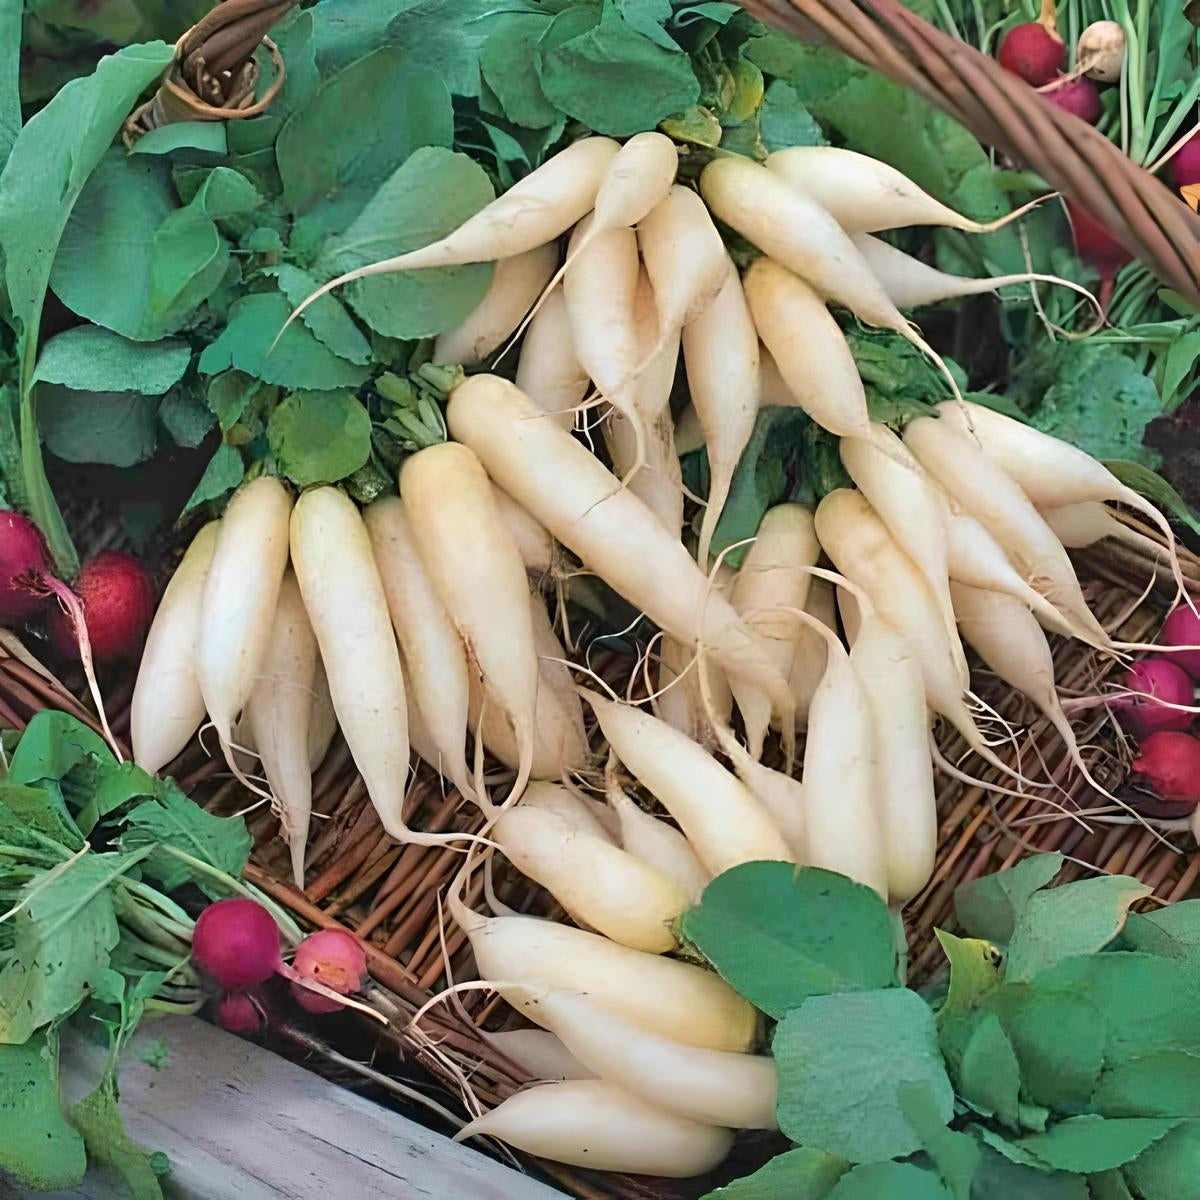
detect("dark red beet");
top-left (48, 550), bottom-right (155, 665)
top-left (1170, 133), bottom-right (1200, 189)
top-left (0, 511), bottom-right (53, 621)
top-left (217, 990), bottom-right (270, 1034)
top-left (1041, 75), bottom-right (1102, 124)
top-left (1130, 732), bottom-right (1200, 805)
top-left (192, 898), bottom-right (282, 990)
top-left (999, 22), bottom-right (1065, 86)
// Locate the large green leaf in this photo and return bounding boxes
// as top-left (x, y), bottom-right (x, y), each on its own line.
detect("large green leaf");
top-left (0, 0), bottom-right (20, 168)
top-left (825, 1162), bottom-right (950, 1199)
top-left (71, 1073), bottom-right (164, 1200)
top-left (954, 853), bottom-right (1063, 946)
top-left (38, 389), bottom-right (160, 468)
top-left (267, 390), bottom-right (373, 487)
top-left (181, 442), bottom-right (244, 516)
top-left (267, 265), bottom-right (372, 365)
top-left (1013, 1116), bottom-right (1179, 1174)
top-left (480, 14), bottom-right (560, 130)
top-left (34, 327), bottom-right (190, 396)
top-left (682, 864), bottom-right (898, 1019)
top-left (701, 1147), bottom-right (849, 1200)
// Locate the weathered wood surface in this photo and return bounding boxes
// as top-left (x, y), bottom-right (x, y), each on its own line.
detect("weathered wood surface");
top-left (2, 1017), bottom-right (562, 1200)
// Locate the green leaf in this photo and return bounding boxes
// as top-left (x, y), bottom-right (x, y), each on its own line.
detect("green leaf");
top-left (774, 988), bottom-right (953, 1162)
top-left (0, 852), bottom-right (133, 1042)
top-left (0, 1030), bottom-right (87, 1190)
top-left (319, 146), bottom-right (495, 340)
top-left (1124, 1121), bottom-right (1200, 1200)
top-left (38, 389), bottom-right (159, 468)
top-left (159, 382), bottom-right (216, 450)
top-left (267, 266), bottom-right (372, 365)
top-left (935, 930), bottom-right (1001, 1021)
top-left (277, 45), bottom-right (453, 248)
top-left (954, 853), bottom-right (1063, 945)
top-left (1092, 1053), bottom-right (1200, 1119)
top-left (682, 864), bottom-right (897, 1019)
top-left (480, 15), bottom-right (561, 130)
top-left (1103, 460), bottom-right (1200, 536)
top-left (7, 711), bottom-right (113, 792)
top-left (1158, 329), bottom-right (1200, 412)
top-left (1004, 875), bottom-right (1151, 981)
top-left (181, 443), bottom-right (244, 516)
top-left (198, 292), bottom-right (370, 391)
top-left (897, 1080), bottom-right (979, 1200)
top-left (273, 10), bottom-right (320, 120)
top-left (846, 328), bottom-right (962, 421)
top-left (130, 121), bottom-right (228, 156)
top-left (71, 1074), bottom-right (163, 1200)
top-left (537, 6), bottom-right (700, 137)
top-left (1120, 902), bottom-right (1200, 973)
top-left (968, 1146), bottom-right (1089, 1199)
top-left (1087, 1171), bottom-right (1136, 1200)
top-left (0, 0), bottom-right (20, 169)
top-left (0, 783), bottom-right (84, 854)
top-left (34, 327), bottom-right (190, 396)
top-left (117, 784), bottom-right (251, 899)
top-left (614, 0), bottom-right (677, 50)
top-left (74, 761), bottom-right (158, 839)
top-left (825, 1162), bottom-right (950, 1199)
top-left (759, 80), bottom-right (825, 153)
top-left (701, 1146), bottom-right (849, 1200)
top-left (1013, 1116), bottom-right (1179, 1174)
top-left (267, 390), bottom-right (373, 486)
top-left (957, 1013), bottom-right (1021, 1128)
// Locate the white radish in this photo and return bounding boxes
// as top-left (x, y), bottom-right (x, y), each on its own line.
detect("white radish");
top-left (492, 806), bottom-right (688, 953)
top-left (743, 257), bottom-right (870, 438)
top-left (1042, 500), bottom-right (1167, 560)
top-left (289, 487), bottom-right (417, 843)
top-left (514, 285), bottom-right (588, 432)
top-left (582, 691), bottom-right (792, 874)
top-left (639, 185), bottom-right (731, 369)
top-left (491, 485), bottom-right (557, 579)
top-left (849, 616), bottom-right (936, 903)
top-left (851, 233), bottom-right (1099, 312)
top-left (364, 496), bottom-right (473, 801)
top-left (285, 137), bottom-right (620, 329)
top-left (760, 344), bottom-right (795, 407)
top-left (684, 258), bottom-right (761, 568)
top-left (401, 442), bottom-right (539, 803)
top-left (839, 424), bottom-right (965, 682)
top-left (450, 898), bottom-right (759, 1052)
top-left (903, 409), bottom-right (1111, 646)
top-left (522, 781), bottom-right (615, 846)
top-left (606, 409), bottom-right (683, 535)
top-left (730, 504), bottom-right (820, 758)
top-left (433, 243), bottom-right (558, 366)
top-left (533, 991), bottom-right (777, 1129)
top-left (306, 658), bottom-right (337, 771)
top-left (195, 476), bottom-right (291, 763)
top-left (787, 577), bottom-right (836, 729)
top-left (700, 157), bottom-right (962, 397)
top-left (765, 146), bottom-right (1038, 234)
top-left (454, 1080), bottom-right (733, 1177)
top-left (605, 774), bottom-right (709, 900)
top-left (655, 635), bottom-right (733, 754)
top-left (446, 375), bottom-right (793, 720)
top-left (131, 521), bottom-right (218, 775)
top-left (249, 571), bottom-right (317, 888)
top-left (482, 1029), bottom-right (594, 1081)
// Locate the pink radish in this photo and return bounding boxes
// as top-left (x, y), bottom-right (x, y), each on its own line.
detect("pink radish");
top-left (0, 510), bottom-right (52, 621)
top-left (47, 551), bottom-right (155, 665)
top-left (998, 1), bottom-right (1065, 86)
top-left (1040, 76), bottom-right (1101, 124)
top-left (1131, 732), bottom-right (1200, 805)
top-left (192, 898), bottom-right (281, 990)
top-left (1111, 659), bottom-right (1195, 738)
top-left (289, 929), bottom-right (368, 1014)
top-left (1065, 199), bottom-right (1132, 310)
top-left (1170, 132), bottom-right (1200, 188)
top-left (1161, 606), bottom-right (1200, 677)
top-left (217, 990), bottom-right (270, 1034)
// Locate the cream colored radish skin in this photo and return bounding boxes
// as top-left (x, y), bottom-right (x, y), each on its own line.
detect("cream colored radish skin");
top-left (491, 485), bottom-right (556, 579)
top-left (655, 635), bottom-right (733, 754)
top-left (743, 257), bottom-right (870, 438)
top-left (248, 571), bottom-right (317, 887)
top-left (492, 806), bottom-right (688, 953)
top-left (196, 476), bottom-right (292, 758)
top-left (522, 781), bottom-right (615, 845)
top-left (455, 1081), bottom-right (733, 1178)
top-left (131, 522), bottom-right (218, 775)
top-left (583, 692), bottom-right (792, 874)
top-left (433, 243), bottom-right (558, 366)
top-left (514, 286), bottom-right (588, 432)
top-left (290, 488), bottom-right (416, 842)
top-left (482, 1030), bottom-right (594, 1082)
top-left (788, 577), bottom-right (836, 729)
top-left (606, 779), bottom-right (709, 900)
top-left (533, 991), bottom-right (778, 1129)
top-left (1042, 501), bottom-right (1166, 560)
top-left (306, 659), bottom-right (336, 771)
top-left (364, 496), bottom-right (473, 800)
top-left (401, 443), bottom-right (539, 802)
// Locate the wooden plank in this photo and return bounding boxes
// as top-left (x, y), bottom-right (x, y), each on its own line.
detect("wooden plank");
top-left (4, 1017), bottom-right (561, 1200)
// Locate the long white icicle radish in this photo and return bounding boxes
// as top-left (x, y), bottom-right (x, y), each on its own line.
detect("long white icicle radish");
top-left (1042, 500), bottom-right (1168, 560)
top-left (131, 521), bottom-right (218, 775)
top-left (684, 258), bottom-right (761, 569)
top-left (306, 658), bottom-right (337, 771)
top-left (248, 570), bottom-right (316, 888)
top-left (195, 476), bottom-right (291, 768)
top-left (283, 136), bottom-right (620, 332)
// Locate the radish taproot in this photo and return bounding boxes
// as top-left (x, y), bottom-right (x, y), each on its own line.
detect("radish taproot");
top-left (522, 781), bottom-right (616, 845)
top-left (514, 285), bottom-right (588, 432)
top-left (482, 1029), bottom-right (594, 1081)
top-left (307, 659), bottom-right (337, 772)
top-left (1041, 501), bottom-right (1167, 561)
top-left (605, 773), bottom-right (709, 900)
top-left (1040, 76), bottom-right (1102, 124)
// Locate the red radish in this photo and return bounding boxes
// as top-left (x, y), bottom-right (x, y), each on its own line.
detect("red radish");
top-left (192, 898), bottom-right (282, 991)
top-left (1130, 731), bottom-right (1200, 805)
top-left (998, 1), bottom-right (1065, 87)
top-left (1161, 605), bottom-right (1200, 678)
top-left (1171, 133), bottom-right (1200, 189)
top-left (47, 551), bottom-right (154, 665)
top-left (217, 990), bottom-right (270, 1034)
top-left (1065, 199), bottom-right (1133, 311)
top-left (0, 510), bottom-right (52, 621)
top-left (288, 929), bottom-right (368, 1014)
top-left (1112, 659), bottom-right (1195, 737)
top-left (1040, 76), bottom-right (1101, 124)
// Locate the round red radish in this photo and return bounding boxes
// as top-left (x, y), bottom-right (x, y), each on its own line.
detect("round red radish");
top-left (1170, 133), bottom-right (1200, 190)
top-left (999, 22), bottom-right (1065, 86)
top-left (288, 929), bottom-right (368, 1014)
top-left (1160, 606), bottom-right (1200, 678)
top-left (1130, 731), bottom-right (1200, 806)
top-left (48, 550), bottom-right (155, 665)
top-left (1065, 200), bottom-right (1133, 275)
top-left (1041, 76), bottom-right (1102, 124)
top-left (1112, 658), bottom-right (1194, 737)
top-left (217, 990), bottom-right (270, 1034)
top-left (0, 511), bottom-right (53, 622)
top-left (192, 898), bottom-right (282, 991)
